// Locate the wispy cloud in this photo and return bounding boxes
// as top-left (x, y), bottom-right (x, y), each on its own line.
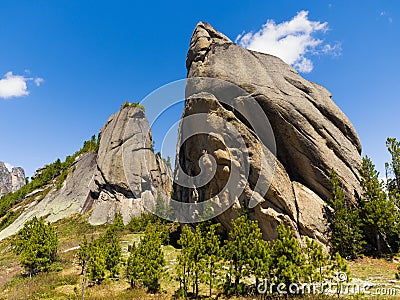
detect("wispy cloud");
top-left (0, 71), bottom-right (43, 99)
top-left (34, 77), bottom-right (44, 86)
top-left (235, 11), bottom-right (341, 73)
top-left (379, 11), bottom-right (393, 24)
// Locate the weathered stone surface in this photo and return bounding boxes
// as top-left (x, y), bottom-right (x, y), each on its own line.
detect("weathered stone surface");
top-left (11, 167), bottom-right (26, 193)
top-left (175, 22), bottom-right (362, 244)
top-left (0, 163), bottom-right (11, 197)
top-left (292, 181), bottom-right (328, 244)
top-left (0, 153), bottom-right (97, 240)
top-left (0, 106), bottom-right (172, 240)
top-left (88, 106), bottom-right (172, 225)
top-left (0, 162), bottom-right (25, 198)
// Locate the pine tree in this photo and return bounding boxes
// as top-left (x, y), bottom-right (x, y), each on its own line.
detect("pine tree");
top-left (303, 237), bottom-right (328, 283)
top-left (12, 217), bottom-right (58, 276)
top-left (330, 252), bottom-right (350, 297)
top-left (137, 225), bottom-right (165, 293)
top-left (177, 225), bottom-right (206, 297)
top-left (87, 239), bottom-right (106, 284)
top-left (103, 228), bottom-right (122, 278)
top-left (223, 215), bottom-right (264, 295)
top-left (154, 190), bottom-right (174, 221)
top-left (112, 212), bottom-right (125, 232)
top-left (78, 235), bottom-right (91, 300)
top-left (386, 138), bottom-right (400, 204)
top-left (79, 228), bottom-right (121, 286)
top-left (177, 225), bottom-right (193, 297)
top-left (270, 223), bottom-right (305, 293)
top-left (190, 226), bottom-right (206, 297)
top-left (250, 237), bottom-right (271, 294)
top-left (202, 223), bottom-right (222, 297)
top-left (330, 252), bottom-right (349, 280)
top-left (327, 169), bottom-right (364, 258)
top-left (78, 235), bottom-right (90, 275)
top-left (126, 243), bottom-right (142, 289)
top-left (360, 156), bottom-right (397, 255)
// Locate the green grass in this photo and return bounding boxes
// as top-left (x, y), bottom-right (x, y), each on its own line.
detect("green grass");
top-left (348, 257), bottom-right (398, 281)
top-left (53, 212), bottom-right (108, 252)
top-left (0, 211), bottom-right (19, 232)
top-left (346, 257), bottom-right (400, 298)
top-left (3, 271), bottom-right (79, 299)
top-left (2, 272), bottom-right (170, 300)
top-left (121, 101), bottom-right (145, 111)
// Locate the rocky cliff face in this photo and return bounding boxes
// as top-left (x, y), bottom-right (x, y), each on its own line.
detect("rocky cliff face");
top-left (0, 162), bottom-right (25, 198)
top-left (174, 22), bottom-right (362, 244)
top-left (0, 106), bottom-right (172, 240)
top-left (89, 106), bottom-right (172, 225)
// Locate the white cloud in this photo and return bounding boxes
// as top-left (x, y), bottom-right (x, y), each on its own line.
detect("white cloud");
top-left (235, 11), bottom-right (341, 73)
top-left (321, 43), bottom-right (342, 55)
top-left (0, 71), bottom-right (43, 99)
top-left (4, 163), bottom-right (13, 172)
top-left (0, 72), bottom-right (29, 99)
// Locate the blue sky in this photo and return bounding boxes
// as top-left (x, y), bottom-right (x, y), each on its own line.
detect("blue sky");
top-left (0, 0), bottom-right (399, 177)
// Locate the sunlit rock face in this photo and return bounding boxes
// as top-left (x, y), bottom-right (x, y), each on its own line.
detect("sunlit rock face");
top-left (0, 162), bottom-right (25, 198)
top-left (174, 22), bottom-right (362, 245)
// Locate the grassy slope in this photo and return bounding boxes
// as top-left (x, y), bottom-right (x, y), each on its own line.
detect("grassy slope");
top-left (0, 213), bottom-right (176, 299)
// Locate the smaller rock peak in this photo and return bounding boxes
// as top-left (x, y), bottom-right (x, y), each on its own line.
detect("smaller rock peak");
top-left (11, 166), bottom-right (25, 175)
top-left (119, 101), bottom-right (146, 118)
top-left (187, 22), bottom-right (232, 70)
top-left (193, 22), bottom-right (231, 43)
top-left (0, 161), bottom-right (25, 197)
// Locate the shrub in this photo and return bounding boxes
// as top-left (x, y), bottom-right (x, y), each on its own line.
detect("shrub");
top-left (11, 217), bottom-right (58, 276)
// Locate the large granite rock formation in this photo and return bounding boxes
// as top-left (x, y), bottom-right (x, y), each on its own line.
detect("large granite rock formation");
top-left (0, 162), bottom-right (25, 198)
top-left (89, 106), bottom-right (172, 225)
top-left (0, 105), bottom-right (172, 240)
top-left (174, 22), bottom-right (362, 244)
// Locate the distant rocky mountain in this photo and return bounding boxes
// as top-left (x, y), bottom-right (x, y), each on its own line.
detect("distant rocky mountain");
top-left (0, 162), bottom-right (25, 198)
top-left (174, 22), bottom-right (362, 245)
top-left (0, 105), bottom-right (172, 240)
